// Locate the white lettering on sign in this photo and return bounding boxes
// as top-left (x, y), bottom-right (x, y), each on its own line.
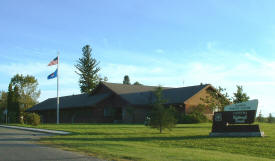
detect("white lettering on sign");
top-left (224, 99), bottom-right (258, 112)
top-left (233, 111), bottom-right (248, 123)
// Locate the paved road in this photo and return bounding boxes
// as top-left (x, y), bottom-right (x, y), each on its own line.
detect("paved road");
top-left (0, 127), bottom-right (104, 161)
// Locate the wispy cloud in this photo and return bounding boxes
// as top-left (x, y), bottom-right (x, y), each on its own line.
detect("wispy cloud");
top-left (0, 62), bottom-right (48, 76)
top-left (183, 51), bottom-right (275, 116)
top-left (1, 43), bottom-right (275, 116)
top-left (0, 61), bottom-right (80, 101)
top-left (206, 41), bottom-right (217, 50)
top-left (154, 49), bottom-right (165, 54)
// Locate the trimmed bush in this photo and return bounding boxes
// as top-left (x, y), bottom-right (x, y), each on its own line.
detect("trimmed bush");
top-left (25, 113), bottom-right (40, 126)
top-left (180, 114), bottom-right (198, 123)
top-left (178, 105), bottom-right (209, 124)
top-left (179, 114), bottom-right (208, 124)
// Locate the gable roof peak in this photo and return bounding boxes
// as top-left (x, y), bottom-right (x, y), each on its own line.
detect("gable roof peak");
top-left (100, 81), bottom-right (171, 95)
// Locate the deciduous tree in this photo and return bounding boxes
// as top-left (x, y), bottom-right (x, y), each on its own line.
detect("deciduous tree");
top-left (133, 81), bottom-right (142, 85)
top-left (123, 75), bottom-right (130, 85)
top-left (200, 86), bottom-right (231, 111)
top-left (0, 91), bottom-right (7, 111)
top-left (10, 74), bottom-right (40, 111)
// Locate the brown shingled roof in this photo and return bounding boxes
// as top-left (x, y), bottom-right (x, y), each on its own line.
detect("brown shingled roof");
top-left (116, 83), bottom-right (210, 105)
top-left (27, 82), bottom-right (210, 112)
top-left (26, 93), bottom-right (111, 112)
top-left (101, 82), bottom-right (171, 94)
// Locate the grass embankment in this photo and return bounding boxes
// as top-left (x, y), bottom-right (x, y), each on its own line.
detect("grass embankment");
top-left (11, 123), bottom-right (275, 161)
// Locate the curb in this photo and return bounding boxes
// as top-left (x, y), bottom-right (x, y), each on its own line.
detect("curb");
top-left (0, 125), bottom-right (71, 135)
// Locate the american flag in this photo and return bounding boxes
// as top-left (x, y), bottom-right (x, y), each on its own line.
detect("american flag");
top-left (48, 56), bottom-right (58, 66)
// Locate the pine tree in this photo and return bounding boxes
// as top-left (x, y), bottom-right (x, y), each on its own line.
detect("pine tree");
top-left (267, 113), bottom-right (273, 123)
top-left (150, 87), bottom-right (177, 133)
top-left (256, 111), bottom-right (264, 123)
top-left (123, 75), bottom-right (130, 85)
top-left (0, 91), bottom-right (7, 122)
top-left (12, 86), bottom-right (20, 123)
top-left (7, 84), bottom-right (20, 123)
top-left (7, 83), bottom-right (13, 122)
top-left (233, 85), bottom-right (250, 104)
top-left (7, 84), bottom-right (13, 108)
top-left (75, 45), bottom-right (100, 93)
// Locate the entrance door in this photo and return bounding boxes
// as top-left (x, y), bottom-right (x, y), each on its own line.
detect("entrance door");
top-left (114, 107), bottom-right (122, 120)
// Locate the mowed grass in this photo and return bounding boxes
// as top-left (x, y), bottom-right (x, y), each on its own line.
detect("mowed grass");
top-left (12, 123), bottom-right (275, 161)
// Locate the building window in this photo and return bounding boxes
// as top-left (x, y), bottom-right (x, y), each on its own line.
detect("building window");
top-left (104, 107), bottom-right (112, 117)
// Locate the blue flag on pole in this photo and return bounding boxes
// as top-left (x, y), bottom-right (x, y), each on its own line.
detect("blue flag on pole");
top-left (47, 69), bottom-right (58, 79)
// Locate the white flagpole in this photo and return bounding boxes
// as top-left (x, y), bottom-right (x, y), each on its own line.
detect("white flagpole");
top-left (57, 52), bottom-right (60, 124)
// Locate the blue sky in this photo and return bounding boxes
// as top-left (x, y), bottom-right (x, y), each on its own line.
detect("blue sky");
top-left (0, 0), bottom-right (275, 116)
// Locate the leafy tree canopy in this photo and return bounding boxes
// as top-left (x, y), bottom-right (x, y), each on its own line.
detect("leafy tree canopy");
top-left (0, 91), bottom-right (7, 111)
top-left (133, 81), bottom-right (142, 85)
top-left (123, 75), bottom-right (131, 85)
top-left (10, 74), bottom-right (40, 110)
top-left (200, 86), bottom-right (231, 112)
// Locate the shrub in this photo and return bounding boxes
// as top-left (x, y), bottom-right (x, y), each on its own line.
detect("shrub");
top-left (178, 105), bottom-right (209, 124)
top-left (190, 113), bottom-right (208, 123)
top-left (180, 114), bottom-right (198, 124)
top-left (25, 113), bottom-right (40, 126)
top-left (8, 112), bottom-right (18, 123)
top-left (189, 105), bottom-right (208, 123)
top-left (19, 115), bottom-right (24, 124)
top-left (144, 115), bottom-right (151, 126)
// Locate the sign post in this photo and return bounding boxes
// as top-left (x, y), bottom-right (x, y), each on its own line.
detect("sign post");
top-left (210, 99), bottom-right (264, 137)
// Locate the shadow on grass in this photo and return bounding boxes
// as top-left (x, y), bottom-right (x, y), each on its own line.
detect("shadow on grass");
top-left (68, 131), bottom-right (162, 136)
top-left (42, 135), bottom-right (211, 142)
top-left (175, 126), bottom-right (210, 129)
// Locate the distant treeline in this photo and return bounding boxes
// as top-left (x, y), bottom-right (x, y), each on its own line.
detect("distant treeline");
top-left (256, 113), bottom-right (275, 123)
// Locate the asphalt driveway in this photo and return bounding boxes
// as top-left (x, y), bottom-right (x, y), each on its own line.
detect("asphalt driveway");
top-left (0, 126), bottom-right (104, 161)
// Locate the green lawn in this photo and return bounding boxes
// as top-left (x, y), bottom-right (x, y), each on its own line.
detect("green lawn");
top-left (11, 123), bottom-right (275, 161)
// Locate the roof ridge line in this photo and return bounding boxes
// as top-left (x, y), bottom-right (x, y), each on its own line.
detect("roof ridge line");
top-left (102, 81), bottom-right (173, 89)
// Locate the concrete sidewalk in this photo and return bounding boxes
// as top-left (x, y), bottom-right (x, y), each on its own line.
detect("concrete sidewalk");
top-left (0, 125), bottom-right (71, 135)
